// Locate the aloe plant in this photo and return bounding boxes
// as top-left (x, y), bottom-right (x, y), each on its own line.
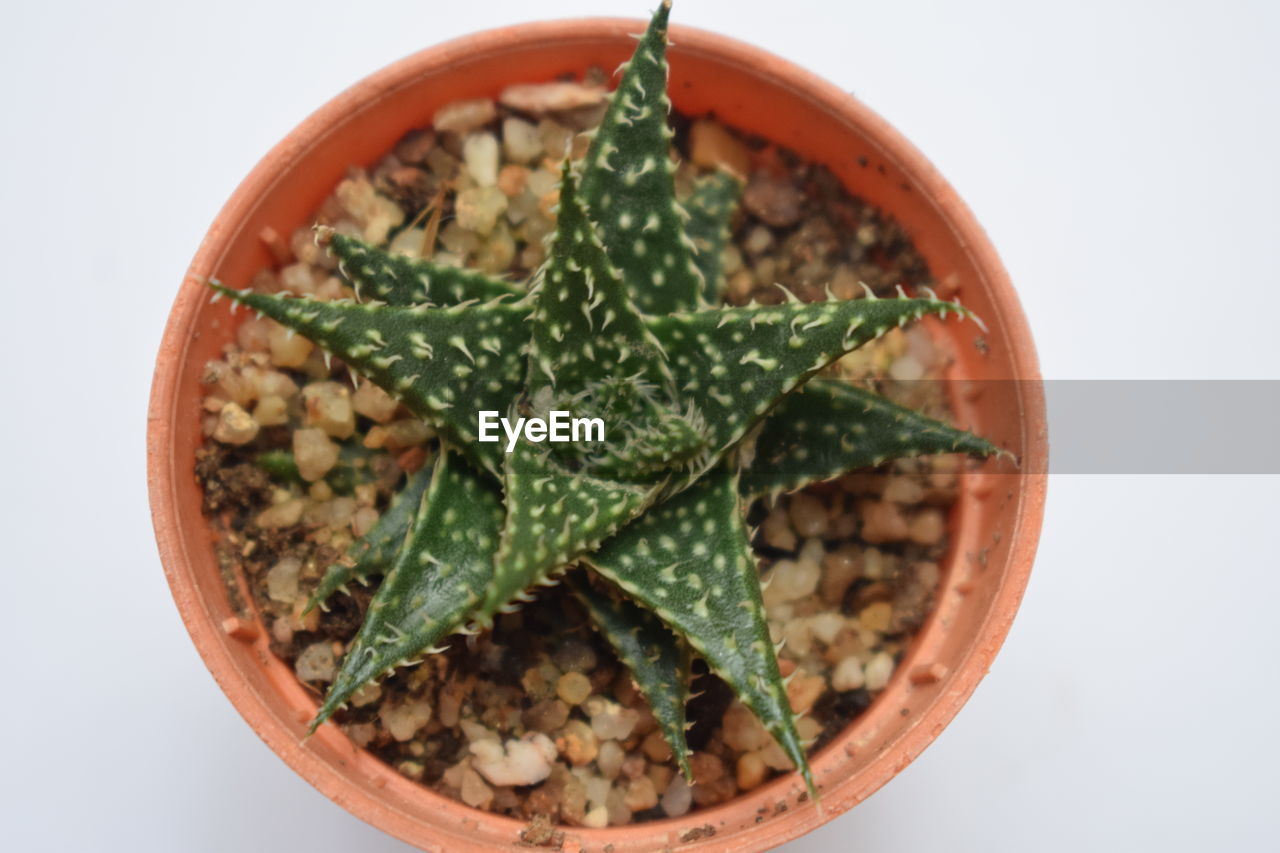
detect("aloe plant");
top-left (211, 0), bottom-right (998, 799)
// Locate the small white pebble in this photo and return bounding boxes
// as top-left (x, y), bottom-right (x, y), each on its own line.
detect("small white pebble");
top-left (582, 772), bottom-right (611, 809)
top-left (301, 381), bottom-right (356, 439)
top-left (582, 804), bottom-right (609, 828)
top-left (294, 642), bottom-right (336, 682)
top-left (470, 733), bottom-right (556, 787)
top-left (268, 322), bottom-right (313, 368)
top-left (293, 427), bottom-right (339, 482)
top-left (832, 657), bottom-right (866, 692)
top-left (502, 117), bottom-right (544, 163)
top-left (381, 699), bottom-right (433, 742)
top-left (597, 740), bottom-right (625, 780)
top-left (660, 775), bottom-right (693, 817)
top-left (808, 612), bottom-right (845, 645)
top-left (352, 506), bottom-right (380, 538)
top-left (459, 767), bottom-right (494, 809)
top-left (253, 395), bottom-right (288, 427)
top-left (762, 505), bottom-right (797, 551)
top-left (352, 381), bottom-right (400, 423)
top-left (388, 226), bottom-right (426, 259)
top-left (587, 698), bottom-right (639, 741)
top-left (459, 718), bottom-right (499, 744)
top-left (864, 651), bottom-right (895, 691)
top-left (212, 402), bottom-right (259, 445)
top-left (463, 133), bottom-right (500, 187)
top-left (265, 557), bottom-right (301, 604)
top-left (765, 558), bottom-right (820, 604)
top-left (455, 186), bottom-right (508, 236)
top-left (256, 497), bottom-right (306, 529)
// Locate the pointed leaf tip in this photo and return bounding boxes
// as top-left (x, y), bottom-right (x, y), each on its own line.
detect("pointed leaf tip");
top-left (311, 450), bottom-right (501, 729)
top-left (578, 0), bottom-right (702, 315)
top-left (741, 380), bottom-right (1002, 497)
top-left (586, 466), bottom-right (814, 795)
top-left (569, 574), bottom-right (694, 780)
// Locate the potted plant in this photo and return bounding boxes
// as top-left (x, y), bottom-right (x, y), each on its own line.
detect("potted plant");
top-left (149, 3), bottom-right (1046, 850)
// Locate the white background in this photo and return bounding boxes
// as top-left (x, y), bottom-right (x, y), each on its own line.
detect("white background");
top-left (2, 1), bottom-right (1277, 850)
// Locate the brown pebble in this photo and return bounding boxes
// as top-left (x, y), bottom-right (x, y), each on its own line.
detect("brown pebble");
top-left (788, 492), bottom-right (829, 538)
top-left (497, 164), bottom-right (529, 197)
top-left (623, 775), bottom-right (660, 811)
top-left (557, 671), bottom-right (592, 705)
top-left (736, 752), bottom-right (768, 791)
top-left (499, 81), bottom-right (606, 114)
top-left (858, 601), bottom-right (893, 634)
top-left (642, 730), bottom-right (673, 763)
top-left (689, 119), bottom-right (751, 180)
top-left (820, 545), bottom-right (861, 606)
top-left (786, 673), bottom-right (826, 715)
top-left (557, 719), bottom-right (599, 766)
top-left (720, 703), bottom-right (768, 753)
top-left (432, 98), bottom-right (496, 134)
top-left (908, 508), bottom-right (946, 545)
top-left (522, 699), bottom-right (570, 733)
top-left (691, 773), bottom-right (738, 808)
top-left (742, 172), bottom-right (804, 227)
top-left (858, 500), bottom-right (910, 543)
top-left (689, 752), bottom-right (725, 785)
top-left (394, 130), bottom-right (436, 164)
top-left (396, 446), bottom-right (427, 473)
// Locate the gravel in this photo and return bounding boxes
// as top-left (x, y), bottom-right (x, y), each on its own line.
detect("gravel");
top-left (196, 69), bottom-right (973, 829)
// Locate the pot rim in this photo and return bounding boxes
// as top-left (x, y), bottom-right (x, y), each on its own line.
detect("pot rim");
top-left (149, 15), bottom-right (1047, 852)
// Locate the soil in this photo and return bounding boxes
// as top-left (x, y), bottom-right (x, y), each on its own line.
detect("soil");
top-left (195, 70), bottom-right (974, 829)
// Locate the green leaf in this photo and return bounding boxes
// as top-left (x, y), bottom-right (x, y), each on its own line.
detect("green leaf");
top-left (211, 285), bottom-right (526, 476)
top-left (567, 573), bottom-right (693, 780)
top-left (312, 448), bottom-right (502, 730)
top-left (305, 466), bottom-right (432, 614)
top-left (528, 163), bottom-right (668, 388)
top-left (740, 379), bottom-right (1002, 498)
top-left (319, 226), bottom-right (521, 306)
top-left (647, 293), bottom-right (974, 478)
top-left (684, 172), bottom-right (742, 305)
top-left (585, 465), bottom-right (814, 797)
top-left (480, 440), bottom-right (659, 621)
top-left (578, 0), bottom-right (703, 315)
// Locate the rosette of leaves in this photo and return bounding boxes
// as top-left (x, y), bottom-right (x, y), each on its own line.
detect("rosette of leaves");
top-left (211, 0), bottom-right (998, 797)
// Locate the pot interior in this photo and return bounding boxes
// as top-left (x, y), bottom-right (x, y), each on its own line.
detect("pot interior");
top-left (151, 19), bottom-right (1044, 852)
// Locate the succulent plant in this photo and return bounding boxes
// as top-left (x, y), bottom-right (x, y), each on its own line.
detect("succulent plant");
top-left (211, 0), bottom-right (998, 798)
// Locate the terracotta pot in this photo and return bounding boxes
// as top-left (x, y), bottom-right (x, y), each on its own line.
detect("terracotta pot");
top-left (148, 15), bottom-right (1047, 853)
